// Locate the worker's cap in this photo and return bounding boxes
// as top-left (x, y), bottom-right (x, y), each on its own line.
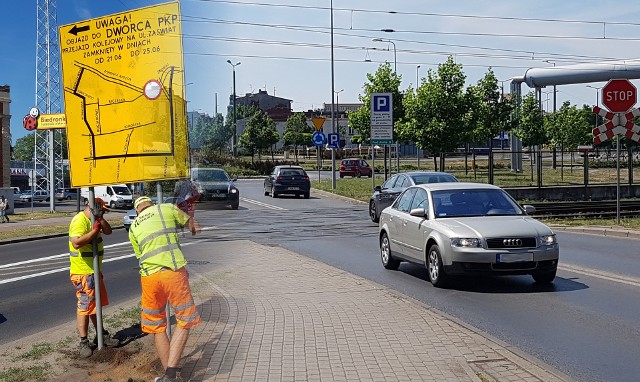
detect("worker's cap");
top-left (134, 196), bottom-right (153, 209)
top-left (94, 197), bottom-right (109, 211)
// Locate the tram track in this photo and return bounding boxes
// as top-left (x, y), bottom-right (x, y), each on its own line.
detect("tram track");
top-left (529, 200), bottom-right (640, 219)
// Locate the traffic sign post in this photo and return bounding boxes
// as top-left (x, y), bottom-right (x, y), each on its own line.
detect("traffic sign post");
top-left (311, 131), bottom-right (326, 146)
top-left (602, 79), bottom-right (637, 113)
top-left (59, 2), bottom-right (189, 187)
top-left (370, 93), bottom-right (393, 144)
top-left (592, 79), bottom-right (639, 224)
top-left (371, 93), bottom-right (393, 181)
top-left (327, 133), bottom-right (340, 149)
top-left (311, 117), bottom-right (326, 131)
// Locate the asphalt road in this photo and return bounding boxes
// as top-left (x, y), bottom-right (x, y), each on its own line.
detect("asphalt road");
top-left (2, 178), bottom-right (640, 382)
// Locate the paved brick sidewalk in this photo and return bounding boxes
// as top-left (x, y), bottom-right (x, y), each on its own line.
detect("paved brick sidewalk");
top-left (180, 240), bottom-right (571, 382)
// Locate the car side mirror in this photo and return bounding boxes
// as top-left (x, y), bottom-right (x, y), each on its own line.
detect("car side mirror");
top-left (374, 185), bottom-right (382, 192)
top-left (523, 205), bottom-right (536, 215)
top-left (409, 208), bottom-right (428, 218)
top-left (232, 177), bottom-right (238, 182)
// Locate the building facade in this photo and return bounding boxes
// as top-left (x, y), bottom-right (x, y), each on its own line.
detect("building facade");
top-left (231, 89), bottom-right (293, 149)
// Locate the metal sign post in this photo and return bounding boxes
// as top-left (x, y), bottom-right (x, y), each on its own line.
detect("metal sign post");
top-left (89, 187), bottom-right (105, 350)
top-left (370, 93), bottom-right (393, 181)
top-left (593, 100), bottom-right (640, 224)
top-left (156, 183), bottom-right (172, 340)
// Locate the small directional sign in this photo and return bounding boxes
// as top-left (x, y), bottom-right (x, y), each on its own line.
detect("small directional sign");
top-left (311, 131), bottom-right (326, 146)
top-left (327, 132), bottom-right (340, 149)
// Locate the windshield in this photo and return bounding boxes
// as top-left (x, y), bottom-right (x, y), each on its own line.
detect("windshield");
top-left (412, 174), bottom-right (458, 184)
top-left (432, 189), bottom-right (523, 218)
top-left (112, 186), bottom-right (132, 195)
top-left (195, 169), bottom-right (230, 182)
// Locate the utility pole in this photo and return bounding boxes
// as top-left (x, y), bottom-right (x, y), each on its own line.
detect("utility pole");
top-left (227, 60), bottom-right (241, 156)
top-left (35, 0), bottom-right (64, 213)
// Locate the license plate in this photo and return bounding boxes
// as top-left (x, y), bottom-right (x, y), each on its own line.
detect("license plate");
top-left (211, 194), bottom-right (226, 198)
top-left (496, 253), bottom-right (533, 263)
top-left (287, 187), bottom-right (299, 190)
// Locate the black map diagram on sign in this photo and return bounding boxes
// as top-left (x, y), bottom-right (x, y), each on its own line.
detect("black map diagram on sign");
top-left (63, 62), bottom-right (178, 162)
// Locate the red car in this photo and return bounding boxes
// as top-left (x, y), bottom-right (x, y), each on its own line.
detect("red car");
top-left (339, 158), bottom-right (373, 178)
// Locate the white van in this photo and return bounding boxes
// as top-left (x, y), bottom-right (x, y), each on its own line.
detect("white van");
top-left (81, 184), bottom-right (133, 209)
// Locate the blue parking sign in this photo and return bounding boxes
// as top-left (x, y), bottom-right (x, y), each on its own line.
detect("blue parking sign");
top-left (372, 94), bottom-right (391, 112)
top-left (327, 133), bottom-right (340, 149)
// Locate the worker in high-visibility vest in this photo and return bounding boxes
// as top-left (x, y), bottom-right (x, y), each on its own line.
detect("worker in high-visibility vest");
top-left (68, 197), bottom-right (119, 358)
top-left (128, 196), bottom-right (201, 382)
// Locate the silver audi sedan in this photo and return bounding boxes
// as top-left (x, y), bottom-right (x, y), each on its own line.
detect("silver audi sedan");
top-left (378, 182), bottom-right (559, 287)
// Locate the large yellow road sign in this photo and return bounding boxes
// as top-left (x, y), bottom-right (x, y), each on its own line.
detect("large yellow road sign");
top-left (59, 1), bottom-right (189, 187)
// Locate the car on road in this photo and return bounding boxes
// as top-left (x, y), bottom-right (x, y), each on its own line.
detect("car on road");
top-left (19, 190), bottom-right (50, 203)
top-left (123, 196), bottom-right (189, 231)
top-left (369, 171), bottom-right (459, 223)
top-left (378, 182), bottom-right (559, 287)
top-left (264, 165), bottom-right (311, 199)
top-left (55, 188), bottom-right (79, 201)
top-left (339, 158), bottom-right (373, 178)
top-left (191, 168), bottom-right (239, 209)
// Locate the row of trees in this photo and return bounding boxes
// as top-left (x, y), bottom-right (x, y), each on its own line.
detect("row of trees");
top-left (10, 57), bottom-right (619, 165)
top-left (347, 57), bottom-right (610, 171)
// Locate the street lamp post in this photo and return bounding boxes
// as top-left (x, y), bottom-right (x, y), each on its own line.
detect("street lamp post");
top-left (227, 60), bottom-right (241, 156)
top-left (372, 37), bottom-right (397, 178)
top-left (416, 65), bottom-right (421, 168)
top-left (335, 88), bottom-right (344, 143)
top-left (586, 85), bottom-right (603, 127)
top-left (330, 0), bottom-right (336, 189)
top-left (544, 60), bottom-right (560, 177)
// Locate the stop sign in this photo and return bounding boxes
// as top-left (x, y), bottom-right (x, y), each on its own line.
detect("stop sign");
top-left (602, 79), bottom-right (637, 112)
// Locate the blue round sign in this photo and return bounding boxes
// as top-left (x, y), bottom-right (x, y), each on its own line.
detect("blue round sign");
top-left (311, 131), bottom-right (326, 146)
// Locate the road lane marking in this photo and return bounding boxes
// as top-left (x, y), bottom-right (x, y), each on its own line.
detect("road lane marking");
top-left (559, 263), bottom-right (640, 288)
top-left (0, 241), bottom-right (196, 285)
top-left (240, 197), bottom-right (287, 211)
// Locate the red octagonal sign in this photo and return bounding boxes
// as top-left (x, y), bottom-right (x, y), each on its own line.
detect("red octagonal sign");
top-left (602, 79), bottom-right (637, 112)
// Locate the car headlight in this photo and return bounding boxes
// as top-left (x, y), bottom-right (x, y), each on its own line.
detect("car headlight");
top-left (450, 238), bottom-right (482, 248)
top-left (539, 234), bottom-right (557, 246)
top-left (230, 188), bottom-right (238, 194)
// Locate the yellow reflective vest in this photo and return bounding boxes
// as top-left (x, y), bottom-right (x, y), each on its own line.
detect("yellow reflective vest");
top-left (68, 212), bottom-right (104, 274)
top-left (128, 203), bottom-right (190, 276)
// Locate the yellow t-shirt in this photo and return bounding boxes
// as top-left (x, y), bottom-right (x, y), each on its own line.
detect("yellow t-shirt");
top-left (68, 212), bottom-right (103, 274)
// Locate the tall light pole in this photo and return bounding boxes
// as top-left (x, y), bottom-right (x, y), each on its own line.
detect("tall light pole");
top-left (416, 65), bottom-right (421, 88)
top-left (416, 65), bottom-right (421, 168)
top-left (587, 85), bottom-right (603, 126)
top-left (372, 37), bottom-right (397, 178)
top-left (330, 0), bottom-right (336, 189)
top-left (227, 60), bottom-right (241, 156)
top-left (335, 88), bottom-right (344, 141)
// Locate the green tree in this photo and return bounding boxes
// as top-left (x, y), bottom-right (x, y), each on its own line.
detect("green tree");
top-left (466, 68), bottom-right (512, 147)
top-left (283, 112), bottom-right (313, 163)
top-left (13, 133), bottom-right (35, 161)
top-left (238, 111), bottom-right (280, 162)
top-left (545, 101), bottom-right (592, 151)
top-left (347, 63), bottom-right (405, 144)
top-left (513, 92), bottom-right (546, 147)
top-left (399, 56), bottom-right (468, 170)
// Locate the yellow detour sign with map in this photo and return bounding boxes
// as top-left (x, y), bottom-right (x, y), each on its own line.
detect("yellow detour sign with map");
top-left (59, 1), bottom-right (189, 187)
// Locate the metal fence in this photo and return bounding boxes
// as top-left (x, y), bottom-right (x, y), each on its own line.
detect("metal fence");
top-left (430, 149), bottom-right (640, 188)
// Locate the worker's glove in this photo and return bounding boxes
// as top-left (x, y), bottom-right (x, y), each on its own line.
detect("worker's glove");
top-left (93, 221), bottom-right (102, 232)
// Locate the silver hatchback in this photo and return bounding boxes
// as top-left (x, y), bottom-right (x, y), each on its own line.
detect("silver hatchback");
top-left (378, 182), bottom-right (559, 287)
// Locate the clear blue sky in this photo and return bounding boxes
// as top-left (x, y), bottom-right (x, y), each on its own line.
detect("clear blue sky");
top-left (3, 0), bottom-right (640, 145)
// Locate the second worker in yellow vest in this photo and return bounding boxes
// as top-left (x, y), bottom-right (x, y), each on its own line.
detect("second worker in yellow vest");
top-left (128, 196), bottom-right (201, 382)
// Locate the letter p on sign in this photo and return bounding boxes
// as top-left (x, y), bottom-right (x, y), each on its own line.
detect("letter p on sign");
top-left (373, 94), bottom-right (391, 112)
